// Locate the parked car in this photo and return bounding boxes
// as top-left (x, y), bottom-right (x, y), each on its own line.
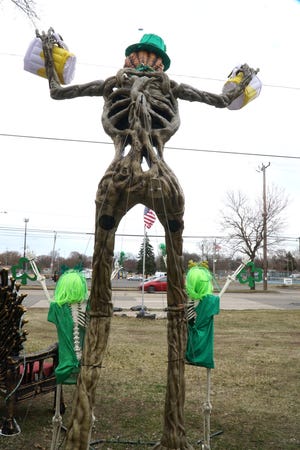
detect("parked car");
top-left (82, 268), bottom-right (92, 279)
top-left (127, 275), bottom-right (144, 281)
top-left (139, 276), bottom-right (167, 293)
top-left (130, 305), bottom-right (148, 311)
top-left (144, 275), bottom-right (157, 282)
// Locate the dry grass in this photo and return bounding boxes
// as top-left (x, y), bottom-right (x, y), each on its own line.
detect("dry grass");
top-left (1, 309), bottom-right (299, 449)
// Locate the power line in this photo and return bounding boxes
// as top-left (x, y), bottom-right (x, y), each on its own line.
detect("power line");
top-left (168, 146), bottom-right (300, 160)
top-left (0, 132), bottom-right (111, 147)
top-left (2, 51), bottom-right (300, 91)
top-left (0, 132), bottom-right (299, 160)
top-left (0, 226), bottom-right (298, 242)
top-left (173, 73), bottom-right (300, 92)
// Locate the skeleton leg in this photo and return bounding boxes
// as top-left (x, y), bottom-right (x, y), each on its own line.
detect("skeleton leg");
top-left (50, 384), bottom-right (63, 450)
top-left (202, 368), bottom-right (212, 450)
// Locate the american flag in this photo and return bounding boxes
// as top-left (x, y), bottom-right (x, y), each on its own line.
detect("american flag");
top-left (144, 207), bottom-right (156, 229)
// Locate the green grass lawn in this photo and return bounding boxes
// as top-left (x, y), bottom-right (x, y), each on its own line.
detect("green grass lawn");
top-left (1, 309), bottom-right (299, 449)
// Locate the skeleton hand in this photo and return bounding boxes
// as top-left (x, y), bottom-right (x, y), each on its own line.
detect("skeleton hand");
top-left (35, 28), bottom-right (61, 86)
top-left (234, 63), bottom-right (259, 89)
top-left (35, 28), bottom-right (55, 50)
top-left (35, 28), bottom-right (55, 68)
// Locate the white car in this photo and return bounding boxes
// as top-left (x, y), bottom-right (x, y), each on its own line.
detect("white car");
top-left (127, 275), bottom-right (144, 281)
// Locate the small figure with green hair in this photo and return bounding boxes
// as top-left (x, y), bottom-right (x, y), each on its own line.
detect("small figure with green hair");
top-left (185, 260), bottom-right (250, 449)
top-left (185, 265), bottom-right (221, 450)
top-left (48, 269), bottom-right (89, 450)
top-left (185, 265), bottom-right (220, 369)
top-left (48, 269), bottom-right (88, 383)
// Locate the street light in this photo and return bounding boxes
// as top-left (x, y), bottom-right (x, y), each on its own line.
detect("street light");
top-left (257, 163), bottom-right (270, 291)
top-left (23, 218), bottom-right (29, 260)
top-left (50, 231), bottom-right (57, 274)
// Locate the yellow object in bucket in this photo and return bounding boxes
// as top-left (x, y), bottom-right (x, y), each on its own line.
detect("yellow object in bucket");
top-left (222, 65), bottom-right (262, 110)
top-left (24, 33), bottom-right (76, 85)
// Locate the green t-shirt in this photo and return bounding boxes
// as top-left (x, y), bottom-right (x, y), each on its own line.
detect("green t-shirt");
top-left (185, 294), bottom-right (220, 369)
top-left (48, 302), bottom-right (85, 384)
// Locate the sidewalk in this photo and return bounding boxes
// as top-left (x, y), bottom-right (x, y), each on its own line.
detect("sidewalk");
top-left (23, 287), bottom-right (300, 311)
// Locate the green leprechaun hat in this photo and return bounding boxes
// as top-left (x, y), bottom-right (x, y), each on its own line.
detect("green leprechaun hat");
top-left (125, 33), bottom-right (171, 71)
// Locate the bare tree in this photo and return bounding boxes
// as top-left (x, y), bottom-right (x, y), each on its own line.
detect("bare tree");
top-left (5, 0), bottom-right (38, 20)
top-left (220, 185), bottom-right (288, 260)
top-left (0, 251), bottom-right (21, 266)
top-left (197, 239), bottom-right (215, 261)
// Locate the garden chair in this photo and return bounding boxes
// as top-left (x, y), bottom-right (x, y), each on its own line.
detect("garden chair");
top-left (0, 268), bottom-right (59, 436)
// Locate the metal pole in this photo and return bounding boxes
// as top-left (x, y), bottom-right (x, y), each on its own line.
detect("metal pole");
top-left (141, 226), bottom-right (146, 311)
top-left (50, 231), bottom-right (57, 274)
top-left (23, 218), bottom-right (29, 258)
top-left (258, 163), bottom-right (270, 291)
top-left (23, 218), bottom-right (29, 271)
top-left (212, 239), bottom-right (216, 276)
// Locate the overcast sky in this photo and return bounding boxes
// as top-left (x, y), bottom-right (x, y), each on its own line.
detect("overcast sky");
top-left (0, 0), bottom-right (300, 259)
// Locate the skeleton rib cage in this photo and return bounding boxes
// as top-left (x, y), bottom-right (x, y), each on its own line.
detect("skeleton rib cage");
top-left (102, 69), bottom-right (180, 163)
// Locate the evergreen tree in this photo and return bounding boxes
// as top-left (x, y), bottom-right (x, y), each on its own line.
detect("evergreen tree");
top-left (136, 234), bottom-right (156, 276)
top-left (285, 251), bottom-right (297, 273)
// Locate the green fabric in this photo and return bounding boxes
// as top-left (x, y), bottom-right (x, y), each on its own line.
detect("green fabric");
top-left (186, 294), bottom-right (220, 368)
top-left (48, 302), bottom-right (85, 384)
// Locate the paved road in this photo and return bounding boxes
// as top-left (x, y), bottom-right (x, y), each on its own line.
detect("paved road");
top-left (22, 288), bottom-right (300, 311)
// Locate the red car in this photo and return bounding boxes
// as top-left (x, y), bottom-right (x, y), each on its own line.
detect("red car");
top-left (139, 276), bottom-right (167, 293)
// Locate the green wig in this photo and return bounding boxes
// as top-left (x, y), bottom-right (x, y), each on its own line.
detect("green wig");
top-left (53, 270), bottom-right (88, 306)
top-left (186, 266), bottom-right (213, 301)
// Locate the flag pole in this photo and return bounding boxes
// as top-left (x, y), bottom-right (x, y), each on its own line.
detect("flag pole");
top-left (141, 207), bottom-right (156, 316)
top-left (141, 225), bottom-right (146, 311)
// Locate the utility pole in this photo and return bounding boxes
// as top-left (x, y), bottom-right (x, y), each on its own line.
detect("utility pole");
top-left (23, 218), bottom-right (29, 271)
top-left (23, 218), bottom-right (29, 258)
top-left (212, 239), bottom-right (217, 276)
top-left (50, 231), bottom-right (57, 274)
top-left (257, 163), bottom-right (270, 291)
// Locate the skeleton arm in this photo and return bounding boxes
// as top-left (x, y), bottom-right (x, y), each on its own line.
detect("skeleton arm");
top-left (175, 64), bottom-right (258, 108)
top-left (70, 302), bottom-right (87, 361)
top-left (176, 84), bottom-right (238, 108)
top-left (26, 252), bottom-right (51, 302)
top-left (186, 258), bottom-right (250, 322)
top-left (37, 29), bottom-right (105, 100)
top-left (49, 80), bottom-right (105, 100)
top-left (218, 257), bottom-right (250, 297)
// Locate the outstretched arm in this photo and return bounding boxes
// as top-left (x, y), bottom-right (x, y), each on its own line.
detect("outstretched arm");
top-left (174, 64), bottom-right (258, 108)
top-left (37, 29), bottom-right (105, 100)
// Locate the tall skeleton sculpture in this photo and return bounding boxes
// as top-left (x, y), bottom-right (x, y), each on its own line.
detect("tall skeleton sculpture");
top-left (39, 30), bottom-right (256, 450)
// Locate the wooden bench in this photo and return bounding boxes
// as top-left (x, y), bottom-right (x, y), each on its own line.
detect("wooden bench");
top-left (0, 268), bottom-right (61, 435)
